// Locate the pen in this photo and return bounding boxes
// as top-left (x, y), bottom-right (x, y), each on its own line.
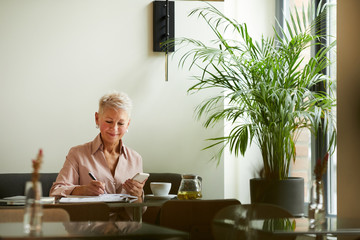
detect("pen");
top-left (88, 172), bottom-right (107, 194)
top-left (88, 172), bottom-right (97, 181)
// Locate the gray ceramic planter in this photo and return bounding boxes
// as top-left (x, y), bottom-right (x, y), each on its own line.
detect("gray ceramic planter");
top-left (250, 177), bottom-right (304, 217)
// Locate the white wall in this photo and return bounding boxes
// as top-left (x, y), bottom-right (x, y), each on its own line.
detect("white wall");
top-left (223, 0), bottom-right (276, 204)
top-left (0, 0), bottom-right (224, 199)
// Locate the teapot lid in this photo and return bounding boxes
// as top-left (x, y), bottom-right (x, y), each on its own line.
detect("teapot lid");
top-left (182, 174), bottom-right (199, 179)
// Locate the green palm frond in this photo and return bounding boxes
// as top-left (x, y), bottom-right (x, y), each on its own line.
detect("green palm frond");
top-left (171, 2), bottom-right (336, 180)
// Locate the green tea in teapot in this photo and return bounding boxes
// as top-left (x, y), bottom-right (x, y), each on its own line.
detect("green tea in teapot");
top-left (177, 191), bottom-right (202, 200)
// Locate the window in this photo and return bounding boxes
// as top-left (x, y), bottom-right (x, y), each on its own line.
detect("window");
top-left (326, 0), bottom-right (337, 216)
top-left (283, 0), bottom-right (337, 215)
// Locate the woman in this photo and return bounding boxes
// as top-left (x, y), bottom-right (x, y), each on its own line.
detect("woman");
top-left (50, 92), bottom-right (146, 219)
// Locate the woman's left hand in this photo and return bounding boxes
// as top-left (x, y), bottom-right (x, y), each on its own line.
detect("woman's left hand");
top-left (123, 179), bottom-right (146, 198)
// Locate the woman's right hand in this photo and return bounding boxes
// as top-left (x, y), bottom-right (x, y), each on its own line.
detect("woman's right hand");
top-left (71, 180), bottom-right (106, 196)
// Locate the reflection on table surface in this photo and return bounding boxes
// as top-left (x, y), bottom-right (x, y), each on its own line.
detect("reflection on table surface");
top-left (0, 221), bottom-right (189, 239)
top-left (215, 216), bottom-right (360, 237)
top-left (64, 221), bottom-right (142, 235)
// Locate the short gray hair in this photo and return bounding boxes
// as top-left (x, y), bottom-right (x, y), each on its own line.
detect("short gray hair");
top-left (98, 91), bottom-right (132, 116)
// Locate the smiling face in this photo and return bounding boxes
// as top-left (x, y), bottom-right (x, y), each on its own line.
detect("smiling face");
top-left (95, 107), bottom-right (130, 148)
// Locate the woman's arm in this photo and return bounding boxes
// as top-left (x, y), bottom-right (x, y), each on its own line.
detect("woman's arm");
top-left (49, 154), bottom-right (80, 197)
top-left (50, 151), bottom-right (107, 197)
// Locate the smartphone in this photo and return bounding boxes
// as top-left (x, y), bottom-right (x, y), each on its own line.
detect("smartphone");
top-left (132, 173), bottom-right (150, 183)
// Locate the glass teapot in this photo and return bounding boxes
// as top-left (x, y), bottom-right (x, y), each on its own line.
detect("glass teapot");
top-left (177, 174), bottom-right (202, 200)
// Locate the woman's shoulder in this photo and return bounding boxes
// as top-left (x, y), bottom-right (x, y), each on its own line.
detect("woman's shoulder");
top-left (68, 141), bottom-right (91, 153)
top-left (67, 136), bottom-right (99, 156)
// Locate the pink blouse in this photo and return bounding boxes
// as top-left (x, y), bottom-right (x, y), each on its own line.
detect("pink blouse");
top-left (50, 134), bottom-right (143, 197)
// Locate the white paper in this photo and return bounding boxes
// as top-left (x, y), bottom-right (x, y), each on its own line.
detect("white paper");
top-left (59, 193), bottom-right (137, 203)
top-left (3, 195), bottom-right (26, 200)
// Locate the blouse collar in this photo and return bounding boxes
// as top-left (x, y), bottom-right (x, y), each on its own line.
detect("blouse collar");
top-left (91, 134), bottom-right (128, 159)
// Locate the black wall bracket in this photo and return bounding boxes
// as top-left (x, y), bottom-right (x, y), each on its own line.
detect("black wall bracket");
top-left (153, 1), bottom-right (175, 52)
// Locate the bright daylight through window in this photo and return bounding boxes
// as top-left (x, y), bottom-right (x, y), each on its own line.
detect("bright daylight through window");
top-left (285, 0), bottom-right (337, 215)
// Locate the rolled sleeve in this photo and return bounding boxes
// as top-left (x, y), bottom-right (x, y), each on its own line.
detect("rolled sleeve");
top-left (50, 149), bottom-right (81, 197)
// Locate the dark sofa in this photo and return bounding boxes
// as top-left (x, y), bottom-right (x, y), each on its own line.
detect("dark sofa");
top-left (0, 173), bottom-right (58, 198)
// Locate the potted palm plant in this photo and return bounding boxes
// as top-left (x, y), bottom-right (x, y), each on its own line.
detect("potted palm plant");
top-left (169, 2), bottom-right (336, 216)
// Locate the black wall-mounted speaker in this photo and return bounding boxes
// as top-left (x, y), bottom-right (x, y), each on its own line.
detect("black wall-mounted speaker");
top-left (153, 1), bottom-right (175, 52)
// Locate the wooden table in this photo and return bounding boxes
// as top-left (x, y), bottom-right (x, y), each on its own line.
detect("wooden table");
top-left (0, 221), bottom-right (189, 239)
top-left (214, 216), bottom-right (360, 239)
